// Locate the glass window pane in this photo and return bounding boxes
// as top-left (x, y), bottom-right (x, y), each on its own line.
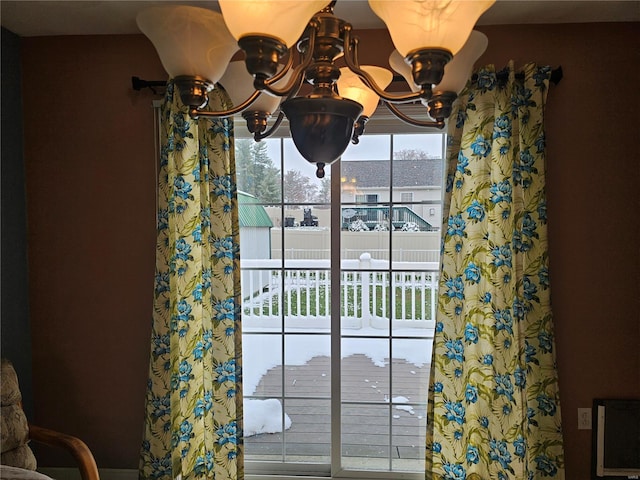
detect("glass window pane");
top-left (236, 137), bottom-right (282, 204)
top-left (241, 267), bottom-right (282, 330)
top-left (391, 229), bottom-right (441, 263)
top-left (391, 158), bottom-right (442, 216)
top-left (341, 154), bottom-right (390, 206)
top-left (342, 403), bottom-right (391, 471)
top-left (392, 402), bottom-right (427, 472)
top-left (391, 339), bottom-right (431, 400)
top-left (341, 223), bottom-right (391, 259)
top-left (393, 133), bottom-right (443, 159)
top-left (340, 270), bottom-right (391, 336)
top-left (342, 134), bottom-right (390, 161)
top-left (386, 271), bottom-right (438, 325)
top-left (244, 334), bottom-right (282, 397)
top-left (282, 268), bottom-right (331, 331)
top-left (245, 423), bottom-right (284, 461)
top-left (284, 334), bottom-right (331, 398)
top-left (341, 339), bottom-right (390, 403)
top-left (283, 138), bottom-right (330, 201)
top-left (391, 134), bottom-right (443, 234)
top-left (282, 204), bottom-right (329, 260)
top-left (284, 398), bottom-right (331, 463)
top-left (400, 192), bottom-right (413, 203)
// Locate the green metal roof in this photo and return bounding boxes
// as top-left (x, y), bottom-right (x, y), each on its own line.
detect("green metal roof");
top-left (237, 191), bottom-right (273, 228)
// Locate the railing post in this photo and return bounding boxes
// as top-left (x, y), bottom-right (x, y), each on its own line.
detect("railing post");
top-left (359, 253), bottom-right (372, 328)
top-left (431, 272), bottom-right (437, 321)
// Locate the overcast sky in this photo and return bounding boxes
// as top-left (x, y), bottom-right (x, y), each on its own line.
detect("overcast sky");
top-left (259, 133), bottom-right (444, 185)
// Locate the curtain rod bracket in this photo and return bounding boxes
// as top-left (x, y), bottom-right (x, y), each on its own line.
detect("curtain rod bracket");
top-left (131, 76), bottom-right (167, 95)
top-left (550, 66), bottom-right (563, 85)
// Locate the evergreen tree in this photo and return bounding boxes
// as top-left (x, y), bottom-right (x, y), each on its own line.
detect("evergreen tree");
top-left (283, 170), bottom-right (318, 206)
top-left (315, 175), bottom-right (331, 207)
top-left (234, 139), bottom-right (280, 203)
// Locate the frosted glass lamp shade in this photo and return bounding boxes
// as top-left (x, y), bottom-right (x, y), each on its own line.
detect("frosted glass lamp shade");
top-left (136, 6), bottom-right (239, 83)
top-left (389, 49), bottom-right (420, 92)
top-left (434, 30), bottom-right (488, 94)
top-left (218, 0), bottom-right (331, 47)
top-left (218, 61), bottom-right (293, 114)
top-left (369, 0), bottom-right (495, 56)
top-left (337, 66), bottom-right (393, 118)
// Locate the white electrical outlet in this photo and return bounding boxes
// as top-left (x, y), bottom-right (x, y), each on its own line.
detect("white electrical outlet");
top-left (578, 407), bottom-right (592, 430)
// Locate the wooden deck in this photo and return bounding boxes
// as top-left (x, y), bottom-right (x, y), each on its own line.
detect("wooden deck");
top-left (246, 354), bottom-right (430, 471)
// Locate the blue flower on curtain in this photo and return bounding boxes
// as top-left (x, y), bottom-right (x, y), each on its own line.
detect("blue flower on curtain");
top-left (426, 62), bottom-right (565, 479)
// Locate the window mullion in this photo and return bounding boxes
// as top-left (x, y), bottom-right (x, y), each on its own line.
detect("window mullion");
top-left (279, 137), bottom-right (286, 463)
top-left (331, 158), bottom-right (342, 475)
top-left (388, 134), bottom-right (394, 472)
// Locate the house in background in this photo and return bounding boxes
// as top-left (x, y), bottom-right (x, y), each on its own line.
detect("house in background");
top-left (341, 158), bottom-right (442, 230)
top-left (1, 3), bottom-right (638, 479)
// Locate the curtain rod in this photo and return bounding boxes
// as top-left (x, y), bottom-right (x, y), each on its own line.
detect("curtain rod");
top-left (390, 66), bottom-right (562, 86)
top-left (471, 65), bottom-right (563, 85)
top-left (132, 66), bottom-right (563, 95)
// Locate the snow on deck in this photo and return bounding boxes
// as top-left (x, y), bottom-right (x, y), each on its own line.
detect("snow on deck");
top-left (245, 353), bottom-right (431, 470)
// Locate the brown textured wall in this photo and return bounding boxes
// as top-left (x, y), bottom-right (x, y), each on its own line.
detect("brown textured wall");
top-left (20, 23), bottom-right (640, 476)
top-left (21, 34), bottom-right (164, 467)
top-left (476, 23), bottom-right (640, 480)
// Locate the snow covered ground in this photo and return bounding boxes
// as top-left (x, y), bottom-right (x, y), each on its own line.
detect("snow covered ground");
top-left (242, 326), bottom-right (433, 436)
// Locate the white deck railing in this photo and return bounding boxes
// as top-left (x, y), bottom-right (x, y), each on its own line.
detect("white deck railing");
top-left (241, 253), bottom-right (439, 331)
top-left (272, 248), bottom-right (440, 262)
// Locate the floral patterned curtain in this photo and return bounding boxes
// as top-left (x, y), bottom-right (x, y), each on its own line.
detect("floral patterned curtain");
top-left (426, 62), bottom-right (564, 480)
top-left (140, 82), bottom-right (243, 480)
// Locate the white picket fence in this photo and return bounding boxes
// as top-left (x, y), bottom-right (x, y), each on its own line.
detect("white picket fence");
top-left (241, 253), bottom-right (439, 330)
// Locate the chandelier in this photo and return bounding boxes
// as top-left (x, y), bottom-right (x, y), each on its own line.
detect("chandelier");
top-left (137, 0), bottom-right (494, 178)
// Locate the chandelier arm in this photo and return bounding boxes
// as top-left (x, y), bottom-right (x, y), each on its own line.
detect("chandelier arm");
top-left (254, 63), bottom-right (308, 141)
top-left (189, 89), bottom-right (263, 119)
top-left (260, 58), bottom-right (309, 97)
top-left (282, 62), bottom-right (308, 99)
top-left (262, 47), bottom-right (295, 85)
top-left (383, 102), bottom-right (445, 129)
top-left (345, 24), bottom-right (361, 70)
top-left (253, 111), bottom-right (286, 141)
top-left (342, 26), bottom-right (430, 105)
top-left (258, 24), bottom-right (318, 97)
